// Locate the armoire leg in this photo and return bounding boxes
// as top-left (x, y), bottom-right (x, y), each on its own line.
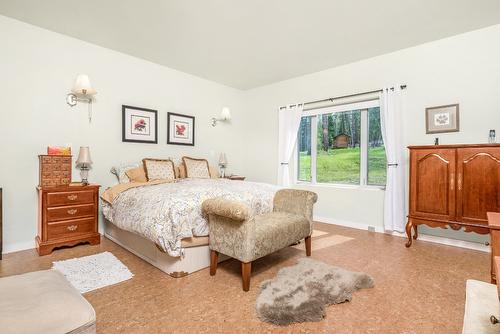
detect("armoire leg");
top-left (405, 220), bottom-right (413, 248)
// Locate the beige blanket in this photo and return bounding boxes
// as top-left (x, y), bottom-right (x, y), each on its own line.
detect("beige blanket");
top-left (101, 180), bottom-right (175, 204)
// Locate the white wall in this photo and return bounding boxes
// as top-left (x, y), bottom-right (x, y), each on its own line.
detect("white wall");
top-left (2, 15), bottom-right (499, 253)
top-left (0, 16), bottom-right (245, 252)
top-left (240, 24), bottom-right (500, 243)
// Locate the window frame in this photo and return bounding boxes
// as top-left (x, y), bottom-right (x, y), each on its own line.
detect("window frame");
top-left (295, 99), bottom-right (385, 189)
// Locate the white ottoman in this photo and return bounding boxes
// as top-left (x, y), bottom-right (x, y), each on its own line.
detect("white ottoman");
top-left (0, 269), bottom-right (96, 334)
top-left (462, 279), bottom-right (499, 334)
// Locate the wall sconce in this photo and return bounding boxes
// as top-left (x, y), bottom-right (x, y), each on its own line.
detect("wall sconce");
top-left (211, 107), bottom-right (231, 127)
top-left (66, 74), bottom-right (97, 123)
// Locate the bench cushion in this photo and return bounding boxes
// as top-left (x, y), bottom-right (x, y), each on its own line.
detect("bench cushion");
top-left (462, 279), bottom-right (499, 334)
top-left (0, 269), bottom-right (96, 334)
top-left (252, 212), bottom-right (310, 261)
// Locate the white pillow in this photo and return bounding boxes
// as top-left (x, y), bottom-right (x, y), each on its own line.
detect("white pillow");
top-left (110, 163), bottom-right (139, 183)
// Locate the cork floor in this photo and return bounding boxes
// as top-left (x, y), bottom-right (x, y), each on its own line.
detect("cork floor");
top-left (0, 223), bottom-right (490, 334)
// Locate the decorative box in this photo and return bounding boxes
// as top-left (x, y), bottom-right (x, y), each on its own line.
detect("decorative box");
top-left (39, 155), bottom-right (72, 188)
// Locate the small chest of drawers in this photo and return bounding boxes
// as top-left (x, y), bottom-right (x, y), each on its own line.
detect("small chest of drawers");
top-left (36, 183), bottom-right (100, 255)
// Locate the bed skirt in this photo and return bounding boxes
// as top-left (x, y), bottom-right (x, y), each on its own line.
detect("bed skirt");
top-left (104, 220), bottom-right (224, 277)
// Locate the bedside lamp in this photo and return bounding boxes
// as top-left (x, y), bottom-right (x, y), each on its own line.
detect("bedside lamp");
top-left (211, 107), bottom-right (231, 127)
top-left (75, 147), bottom-right (93, 185)
top-left (219, 153), bottom-right (228, 178)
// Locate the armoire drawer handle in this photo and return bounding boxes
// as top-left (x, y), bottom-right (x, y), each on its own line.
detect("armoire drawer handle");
top-left (67, 209), bottom-right (78, 215)
top-left (66, 225), bottom-right (78, 231)
top-left (67, 194), bottom-right (78, 201)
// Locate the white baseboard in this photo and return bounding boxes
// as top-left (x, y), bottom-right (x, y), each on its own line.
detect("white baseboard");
top-left (2, 218), bottom-right (489, 255)
top-left (314, 215), bottom-right (490, 253)
top-left (2, 240), bottom-right (36, 255)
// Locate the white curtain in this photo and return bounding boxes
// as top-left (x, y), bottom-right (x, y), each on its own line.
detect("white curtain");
top-left (278, 104), bottom-right (303, 186)
top-left (380, 87), bottom-right (406, 232)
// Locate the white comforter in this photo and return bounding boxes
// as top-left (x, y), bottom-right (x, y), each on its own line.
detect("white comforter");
top-left (102, 178), bottom-right (278, 257)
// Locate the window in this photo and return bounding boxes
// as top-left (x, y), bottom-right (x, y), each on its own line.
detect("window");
top-left (298, 116), bottom-right (312, 181)
top-left (316, 111), bottom-right (361, 184)
top-left (368, 107), bottom-right (387, 185)
top-left (297, 100), bottom-right (386, 186)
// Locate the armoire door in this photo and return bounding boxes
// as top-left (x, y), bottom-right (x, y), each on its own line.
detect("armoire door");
top-left (456, 147), bottom-right (500, 224)
top-left (409, 148), bottom-right (456, 221)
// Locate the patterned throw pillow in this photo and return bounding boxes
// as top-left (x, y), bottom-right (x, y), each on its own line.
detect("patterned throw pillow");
top-left (182, 157), bottom-right (211, 178)
top-left (142, 158), bottom-right (176, 181)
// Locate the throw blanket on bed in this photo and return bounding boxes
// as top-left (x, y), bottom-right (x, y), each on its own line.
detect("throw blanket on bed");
top-left (102, 178), bottom-right (279, 257)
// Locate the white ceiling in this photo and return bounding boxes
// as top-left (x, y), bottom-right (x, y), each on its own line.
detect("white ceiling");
top-left (1, 0), bottom-right (500, 89)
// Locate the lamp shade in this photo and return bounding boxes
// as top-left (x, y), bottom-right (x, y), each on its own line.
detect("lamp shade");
top-left (220, 107), bottom-right (231, 121)
top-left (76, 146), bottom-right (92, 166)
top-left (219, 153), bottom-right (227, 165)
top-left (71, 74), bottom-right (97, 96)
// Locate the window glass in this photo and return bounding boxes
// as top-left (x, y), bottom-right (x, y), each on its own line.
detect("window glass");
top-left (368, 107), bottom-right (387, 185)
top-left (316, 111), bottom-right (361, 184)
top-left (297, 116), bottom-right (312, 181)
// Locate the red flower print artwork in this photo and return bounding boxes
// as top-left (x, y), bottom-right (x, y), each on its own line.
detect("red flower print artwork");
top-left (134, 119), bottom-right (147, 132)
top-left (176, 124), bottom-right (186, 136)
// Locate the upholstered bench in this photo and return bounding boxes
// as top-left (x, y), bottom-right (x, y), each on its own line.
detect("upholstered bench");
top-left (202, 189), bottom-right (317, 291)
top-left (0, 269), bottom-right (96, 334)
top-left (462, 279), bottom-right (499, 334)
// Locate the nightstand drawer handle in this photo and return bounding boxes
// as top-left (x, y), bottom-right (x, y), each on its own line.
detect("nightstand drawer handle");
top-left (67, 194), bottom-right (78, 201)
top-left (67, 209), bottom-right (78, 215)
top-left (67, 225), bottom-right (78, 231)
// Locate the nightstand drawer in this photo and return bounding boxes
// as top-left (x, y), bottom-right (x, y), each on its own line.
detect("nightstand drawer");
top-left (47, 217), bottom-right (95, 240)
top-left (46, 204), bottom-right (95, 222)
top-left (47, 190), bottom-right (95, 207)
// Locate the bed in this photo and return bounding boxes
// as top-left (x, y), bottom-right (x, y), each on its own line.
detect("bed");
top-left (102, 178), bottom-right (278, 277)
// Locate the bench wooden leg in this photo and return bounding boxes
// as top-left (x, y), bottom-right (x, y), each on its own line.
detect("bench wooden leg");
top-left (241, 261), bottom-right (252, 291)
top-left (210, 250), bottom-right (218, 276)
top-left (305, 236), bottom-right (312, 256)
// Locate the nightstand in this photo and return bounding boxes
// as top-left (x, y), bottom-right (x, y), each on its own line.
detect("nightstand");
top-left (36, 183), bottom-right (100, 256)
top-left (225, 175), bottom-right (246, 181)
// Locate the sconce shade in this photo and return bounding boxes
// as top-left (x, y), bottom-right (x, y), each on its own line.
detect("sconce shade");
top-left (219, 153), bottom-right (228, 165)
top-left (76, 146), bottom-right (93, 166)
top-left (71, 74), bottom-right (97, 96)
top-left (221, 107), bottom-right (231, 121)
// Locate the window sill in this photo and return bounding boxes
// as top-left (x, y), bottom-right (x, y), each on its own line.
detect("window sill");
top-left (294, 181), bottom-right (385, 191)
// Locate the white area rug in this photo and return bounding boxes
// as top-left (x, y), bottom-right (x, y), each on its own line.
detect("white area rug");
top-left (52, 252), bottom-right (133, 293)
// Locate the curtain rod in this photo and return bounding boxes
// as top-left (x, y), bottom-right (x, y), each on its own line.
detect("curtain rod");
top-left (279, 85), bottom-right (407, 110)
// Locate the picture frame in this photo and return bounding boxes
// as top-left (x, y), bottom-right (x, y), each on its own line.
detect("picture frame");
top-left (122, 105), bottom-right (158, 144)
top-left (425, 104), bottom-right (460, 134)
top-left (167, 112), bottom-right (195, 146)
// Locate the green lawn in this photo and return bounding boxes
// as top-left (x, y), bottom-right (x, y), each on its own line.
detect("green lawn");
top-left (298, 147), bottom-right (386, 185)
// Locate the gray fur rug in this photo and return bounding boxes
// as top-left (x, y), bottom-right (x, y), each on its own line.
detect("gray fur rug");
top-left (256, 258), bottom-right (374, 325)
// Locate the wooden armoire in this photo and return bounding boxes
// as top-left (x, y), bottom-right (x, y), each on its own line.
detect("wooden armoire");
top-left (406, 144), bottom-right (500, 247)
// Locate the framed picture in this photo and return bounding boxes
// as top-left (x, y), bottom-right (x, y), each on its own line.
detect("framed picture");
top-left (167, 112), bottom-right (195, 146)
top-left (425, 104), bottom-right (460, 134)
top-left (122, 105), bottom-right (158, 143)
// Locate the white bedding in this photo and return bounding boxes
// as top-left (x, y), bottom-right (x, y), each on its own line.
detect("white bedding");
top-left (102, 178), bottom-right (278, 257)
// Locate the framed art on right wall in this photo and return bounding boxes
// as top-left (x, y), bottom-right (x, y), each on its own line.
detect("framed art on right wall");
top-left (425, 104), bottom-right (460, 134)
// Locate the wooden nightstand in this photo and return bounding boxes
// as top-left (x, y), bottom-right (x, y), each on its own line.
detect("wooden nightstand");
top-left (225, 175), bottom-right (246, 181)
top-left (36, 183), bottom-right (100, 256)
